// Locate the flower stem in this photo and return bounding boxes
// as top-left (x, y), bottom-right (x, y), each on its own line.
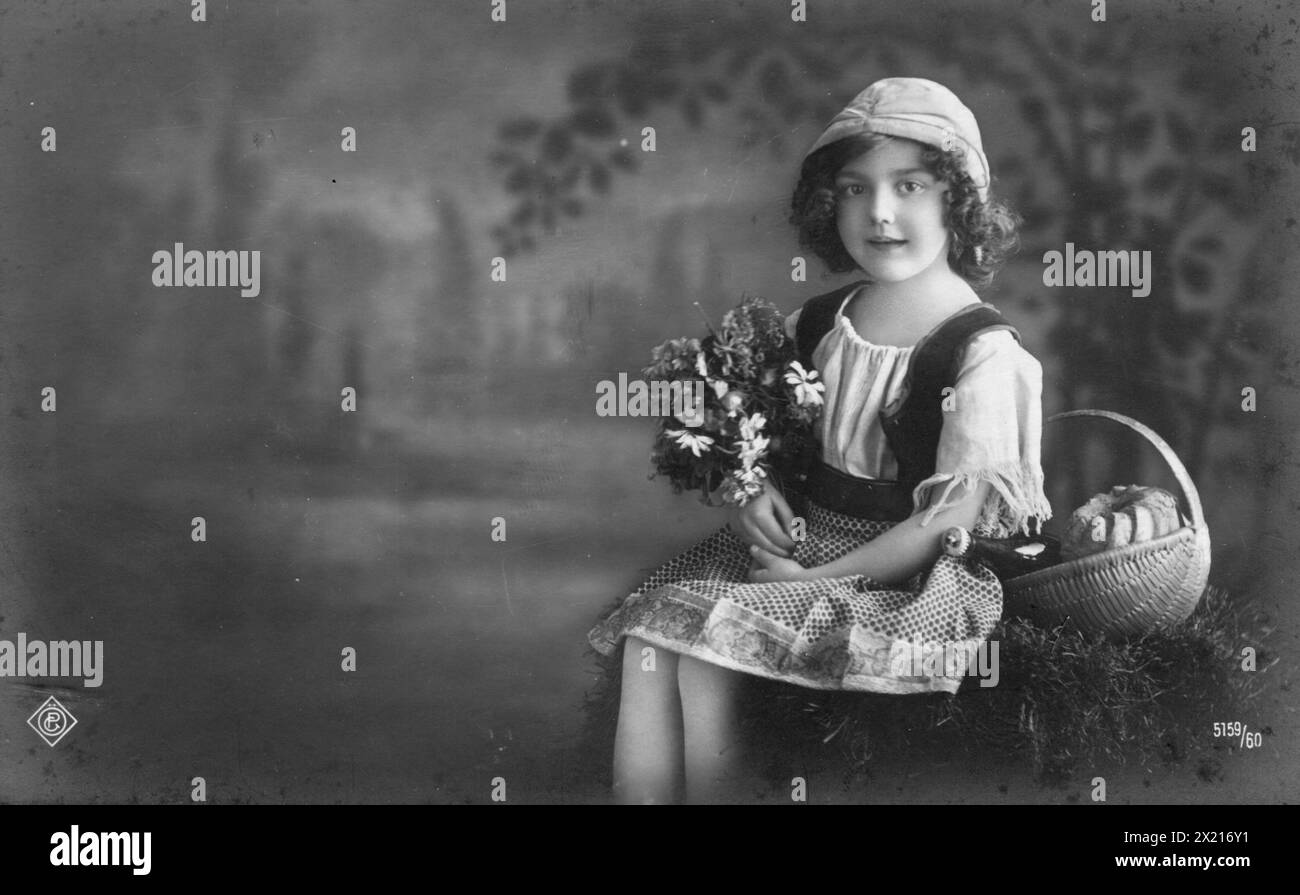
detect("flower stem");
top-left (693, 301), bottom-right (719, 339)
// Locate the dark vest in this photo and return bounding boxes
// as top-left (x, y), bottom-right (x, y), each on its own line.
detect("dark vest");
top-left (783, 280), bottom-right (1021, 522)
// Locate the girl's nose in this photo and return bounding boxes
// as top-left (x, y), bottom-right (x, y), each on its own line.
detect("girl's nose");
top-left (869, 189), bottom-right (895, 224)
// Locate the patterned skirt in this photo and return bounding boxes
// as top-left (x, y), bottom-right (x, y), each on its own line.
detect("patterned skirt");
top-left (586, 497), bottom-right (1003, 695)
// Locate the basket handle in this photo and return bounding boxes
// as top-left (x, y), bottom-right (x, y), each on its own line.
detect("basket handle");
top-left (1044, 409), bottom-right (1205, 531)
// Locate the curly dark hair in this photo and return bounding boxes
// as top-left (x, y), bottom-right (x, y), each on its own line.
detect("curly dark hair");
top-left (788, 133), bottom-right (1021, 287)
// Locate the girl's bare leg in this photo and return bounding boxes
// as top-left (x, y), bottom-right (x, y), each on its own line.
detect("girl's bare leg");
top-left (612, 636), bottom-right (684, 804)
top-left (678, 654), bottom-right (749, 804)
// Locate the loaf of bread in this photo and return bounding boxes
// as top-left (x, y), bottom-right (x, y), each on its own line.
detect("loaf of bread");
top-left (1061, 484), bottom-right (1184, 561)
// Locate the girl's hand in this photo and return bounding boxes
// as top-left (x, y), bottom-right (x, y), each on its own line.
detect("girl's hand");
top-left (747, 545), bottom-right (810, 583)
top-left (725, 486), bottom-right (798, 558)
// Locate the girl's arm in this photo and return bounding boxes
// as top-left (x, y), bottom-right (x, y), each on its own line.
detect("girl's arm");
top-left (803, 480), bottom-right (992, 585)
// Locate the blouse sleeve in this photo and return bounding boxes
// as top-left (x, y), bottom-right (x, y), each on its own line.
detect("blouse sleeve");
top-left (909, 330), bottom-right (1053, 537)
top-left (784, 307), bottom-right (803, 343)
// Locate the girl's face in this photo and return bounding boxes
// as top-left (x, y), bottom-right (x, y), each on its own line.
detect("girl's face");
top-left (833, 138), bottom-right (951, 283)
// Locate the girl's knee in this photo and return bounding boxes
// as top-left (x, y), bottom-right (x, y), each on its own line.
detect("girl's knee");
top-left (621, 636), bottom-right (646, 670)
top-left (677, 653), bottom-right (743, 694)
top-left (621, 636), bottom-right (678, 676)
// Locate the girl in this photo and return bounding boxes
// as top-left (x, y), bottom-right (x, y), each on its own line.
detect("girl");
top-left (588, 77), bottom-right (1052, 804)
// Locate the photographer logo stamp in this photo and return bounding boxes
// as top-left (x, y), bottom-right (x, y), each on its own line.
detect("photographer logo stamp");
top-left (27, 695), bottom-right (78, 747)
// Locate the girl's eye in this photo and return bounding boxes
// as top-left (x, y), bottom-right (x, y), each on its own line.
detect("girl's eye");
top-left (899, 180), bottom-right (926, 194)
top-left (836, 183), bottom-right (865, 197)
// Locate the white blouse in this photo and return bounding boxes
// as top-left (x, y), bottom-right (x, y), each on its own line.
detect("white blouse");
top-left (784, 291), bottom-right (1052, 538)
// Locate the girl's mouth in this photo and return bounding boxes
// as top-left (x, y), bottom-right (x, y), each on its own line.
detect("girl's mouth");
top-left (867, 237), bottom-right (907, 250)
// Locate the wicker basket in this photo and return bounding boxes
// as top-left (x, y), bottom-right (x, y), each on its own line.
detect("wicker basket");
top-left (1002, 409), bottom-right (1212, 639)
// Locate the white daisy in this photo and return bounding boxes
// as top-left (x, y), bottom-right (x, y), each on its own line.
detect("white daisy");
top-left (784, 361), bottom-right (826, 407)
top-left (738, 412), bottom-right (767, 442)
top-left (665, 428), bottom-right (714, 458)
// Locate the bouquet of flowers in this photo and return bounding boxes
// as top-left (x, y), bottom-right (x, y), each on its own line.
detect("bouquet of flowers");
top-left (645, 296), bottom-right (826, 506)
